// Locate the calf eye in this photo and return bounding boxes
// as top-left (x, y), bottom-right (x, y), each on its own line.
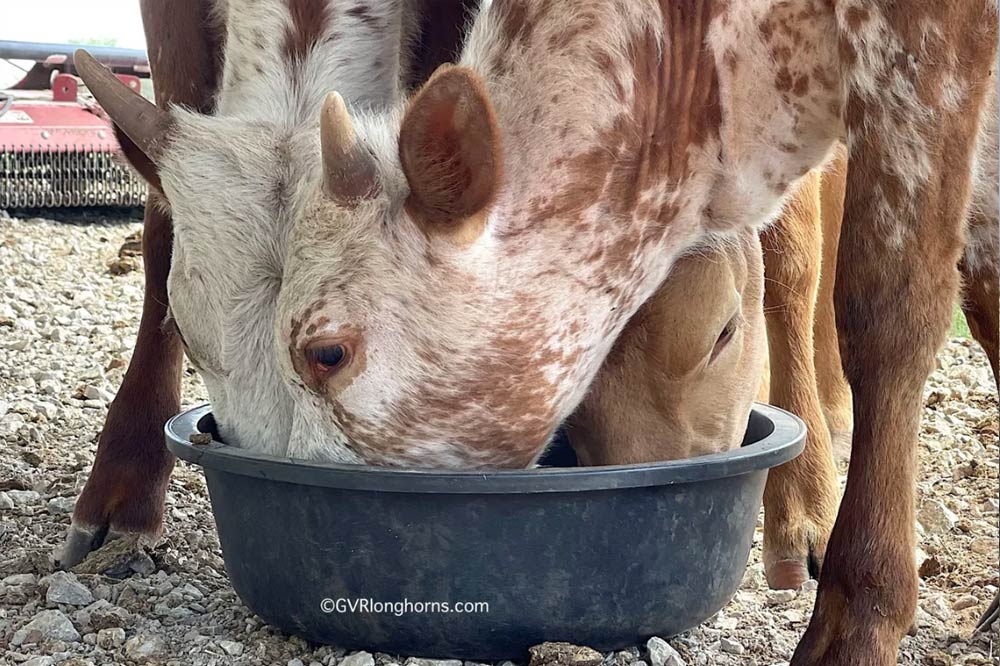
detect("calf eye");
top-left (710, 316), bottom-right (738, 363)
top-left (295, 338), bottom-right (355, 392)
top-left (306, 344), bottom-right (347, 370)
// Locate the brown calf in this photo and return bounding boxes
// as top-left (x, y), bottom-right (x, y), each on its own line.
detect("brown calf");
top-left (568, 161), bottom-right (849, 592)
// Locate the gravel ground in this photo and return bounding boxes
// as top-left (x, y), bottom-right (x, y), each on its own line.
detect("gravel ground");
top-left (0, 211), bottom-right (997, 666)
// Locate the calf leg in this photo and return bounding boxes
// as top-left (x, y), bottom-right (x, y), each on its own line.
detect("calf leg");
top-left (791, 4), bottom-right (996, 664)
top-left (959, 83), bottom-right (999, 389)
top-left (760, 171), bottom-right (839, 590)
top-left (62, 205), bottom-right (183, 562)
top-left (962, 82), bottom-right (999, 632)
top-left (58, 0), bottom-right (222, 567)
top-left (813, 146), bottom-right (852, 459)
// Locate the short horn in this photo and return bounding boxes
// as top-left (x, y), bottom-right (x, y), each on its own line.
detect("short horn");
top-left (320, 92), bottom-right (379, 204)
top-left (74, 49), bottom-right (171, 161)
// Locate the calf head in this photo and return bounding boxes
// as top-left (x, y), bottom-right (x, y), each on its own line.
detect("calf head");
top-left (276, 68), bottom-right (550, 466)
top-left (72, 0), bottom-right (430, 459)
top-left (566, 232), bottom-right (767, 465)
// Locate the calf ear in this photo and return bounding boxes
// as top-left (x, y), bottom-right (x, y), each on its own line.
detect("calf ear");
top-left (399, 65), bottom-right (501, 243)
top-left (74, 49), bottom-right (172, 191)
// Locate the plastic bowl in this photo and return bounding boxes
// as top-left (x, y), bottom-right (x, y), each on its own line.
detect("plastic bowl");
top-left (165, 403), bottom-right (804, 659)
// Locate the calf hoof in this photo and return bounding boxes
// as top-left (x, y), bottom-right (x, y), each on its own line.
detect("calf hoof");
top-left (792, 623), bottom-right (900, 666)
top-left (57, 523), bottom-right (129, 569)
top-left (766, 558), bottom-right (813, 590)
top-left (791, 564), bottom-right (915, 666)
top-left (763, 515), bottom-right (832, 590)
top-left (54, 466), bottom-right (171, 569)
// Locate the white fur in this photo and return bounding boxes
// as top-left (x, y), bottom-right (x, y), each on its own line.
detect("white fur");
top-left (160, 0), bottom-right (419, 455)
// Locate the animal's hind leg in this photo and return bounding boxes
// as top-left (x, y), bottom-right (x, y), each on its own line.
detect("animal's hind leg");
top-left (791, 3), bottom-right (996, 665)
top-left (760, 171), bottom-right (839, 590)
top-left (960, 82), bottom-right (999, 633)
top-left (959, 82), bottom-right (999, 390)
top-left (962, 215), bottom-right (1000, 636)
top-left (960, 220), bottom-right (999, 388)
top-left (813, 147), bottom-right (852, 459)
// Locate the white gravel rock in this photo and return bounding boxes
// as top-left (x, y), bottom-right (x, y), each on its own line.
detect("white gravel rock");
top-left (6, 489), bottom-right (41, 505)
top-left (96, 626), bottom-right (126, 648)
top-left (646, 637), bottom-right (685, 666)
top-left (124, 632), bottom-right (169, 662)
top-left (46, 495), bottom-right (75, 514)
top-left (44, 571), bottom-right (94, 606)
top-left (719, 638), bottom-right (745, 656)
top-left (343, 652), bottom-right (376, 666)
top-left (11, 609), bottom-right (81, 645)
top-left (405, 659), bottom-right (462, 666)
top-left (766, 589), bottom-right (797, 605)
top-left (952, 594), bottom-right (979, 611)
top-left (24, 657), bottom-right (56, 666)
top-left (923, 595), bottom-right (952, 622)
top-left (919, 499), bottom-right (958, 534)
top-left (81, 384), bottom-right (114, 403)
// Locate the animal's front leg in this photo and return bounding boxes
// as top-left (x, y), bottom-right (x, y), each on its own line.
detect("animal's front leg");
top-left (60, 205), bottom-right (183, 566)
top-left (792, 3), bottom-right (997, 663)
top-left (57, 0), bottom-right (222, 568)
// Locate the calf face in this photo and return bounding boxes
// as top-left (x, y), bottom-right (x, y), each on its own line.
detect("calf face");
top-left (565, 231), bottom-right (767, 465)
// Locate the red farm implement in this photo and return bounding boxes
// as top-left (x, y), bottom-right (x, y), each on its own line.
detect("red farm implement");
top-left (0, 40), bottom-right (151, 209)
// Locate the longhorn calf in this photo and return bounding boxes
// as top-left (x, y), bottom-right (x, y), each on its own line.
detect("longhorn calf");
top-left (60, 0), bottom-right (476, 567)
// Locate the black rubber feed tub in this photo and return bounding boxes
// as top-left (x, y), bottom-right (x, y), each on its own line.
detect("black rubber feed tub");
top-left (165, 403), bottom-right (804, 660)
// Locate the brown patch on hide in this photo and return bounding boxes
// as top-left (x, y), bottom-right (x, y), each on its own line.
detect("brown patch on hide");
top-left (845, 6), bottom-right (870, 32)
top-left (529, 0), bottom-right (721, 230)
top-left (283, 0), bottom-right (332, 65)
top-left (322, 292), bottom-right (580, 469)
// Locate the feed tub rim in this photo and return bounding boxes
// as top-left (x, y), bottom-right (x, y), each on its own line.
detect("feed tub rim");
top-left (165, 402), bottom-right (804, 494)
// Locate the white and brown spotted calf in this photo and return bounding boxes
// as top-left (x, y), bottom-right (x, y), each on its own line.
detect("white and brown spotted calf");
top-left (61, 0), bottom-right (476, 563)
top-left (76, 0), bottom-right (997, 664)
